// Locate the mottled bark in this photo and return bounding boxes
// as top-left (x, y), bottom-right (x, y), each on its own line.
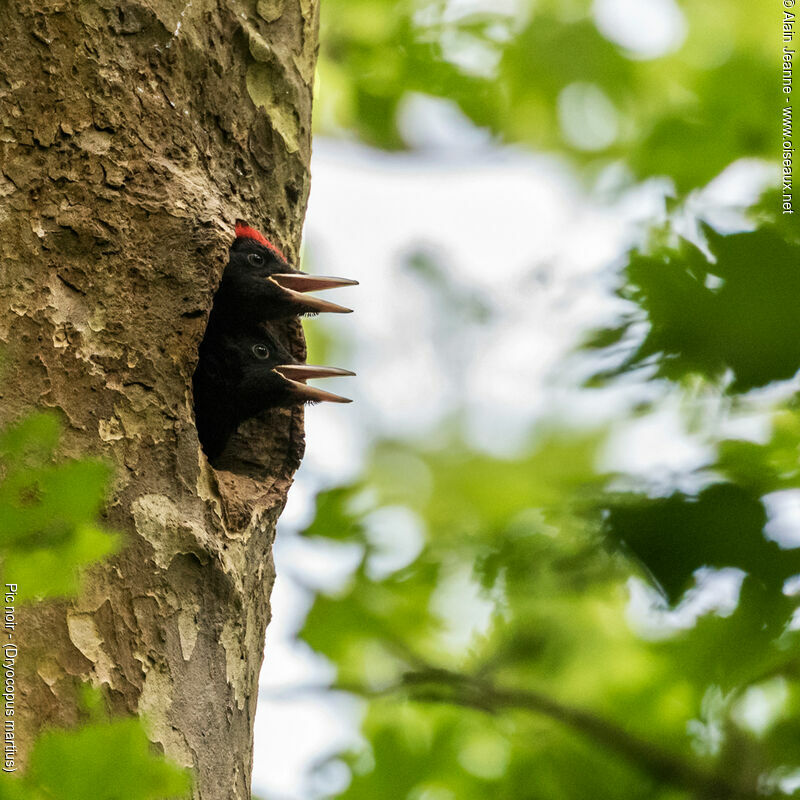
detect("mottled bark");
top-left (0, 0), bottom-right (318, 797)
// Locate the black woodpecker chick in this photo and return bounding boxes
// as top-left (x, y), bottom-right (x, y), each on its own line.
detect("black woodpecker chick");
top-left (193, 328), bottom-right (354, 461)
top-left (209, 221), bottom-right (358, 330)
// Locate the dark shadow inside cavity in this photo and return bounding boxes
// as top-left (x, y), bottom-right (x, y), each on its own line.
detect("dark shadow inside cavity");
top-left (192, 299), bottom-right (307, 478)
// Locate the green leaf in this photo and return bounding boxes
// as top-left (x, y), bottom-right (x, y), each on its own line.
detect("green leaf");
top-left (317, 0), bottom-right (776, 190)
top-left (0, 412), bottom-right (60, 465)
top-left (586, 226), bottom-right (800, 393)
top-left (629, 56), bottom-right (777, 192)
top-left (301, 486), bottom-right (367, 543)
top-left (0, 718), bottom-right (190, 800)
top-left (603, 483), bottom-right (800, 603)
top-left (2, 523), bottom-right (119, 602)
top-left (0, 413), bottom-right (118, 601)
top-left (658, 581), bottom-right (800, 692)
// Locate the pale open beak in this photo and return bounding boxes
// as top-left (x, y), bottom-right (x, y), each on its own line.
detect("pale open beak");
top-left (269, 273), bottom-right (358, 314)
top-left (273, 364), bottom-right (355, 403)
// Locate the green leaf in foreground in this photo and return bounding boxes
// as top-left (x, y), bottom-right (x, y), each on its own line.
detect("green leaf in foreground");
top-left (0, 718), bottom-right (190, 800)
top-left (0, 412), bottom-right (118, 601)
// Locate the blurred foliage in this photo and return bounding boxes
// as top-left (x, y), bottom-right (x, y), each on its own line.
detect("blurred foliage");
top-left (0, 716), bottom-right (190, 800)
top-left (0, 413), bottom-right (190, 799)
top-left (604, 483), bottom-right (800, 603)
top-left (0, 412), bottom-right (118, 602)
top-left (301, 0), bottom-right (796, 796)
top-left (316, 0), bottom-right (776, 192)
top-left (584, 223), bottom-right (800, 392)
top-left (299, 419), bottom-right (800, 799)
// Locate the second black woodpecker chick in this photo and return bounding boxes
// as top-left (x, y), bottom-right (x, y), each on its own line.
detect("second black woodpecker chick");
top-left (194, 328), bottom-right (353, 461)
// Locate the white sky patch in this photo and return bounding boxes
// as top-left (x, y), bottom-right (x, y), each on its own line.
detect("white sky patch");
top-left (278, 477), bottom-right (318, 530)
top-left (277, 533), bottom-right (364, 597)
top-left (440, 28), bottom-right (502, 76)
top-left (259, 569), bottom-right (334, 692)
top-left (253, 542), bottom-right (363, 798)
top-left (363, 505), bottom-right (426, 580)
top-left (398, 94), bottom-right (493, 152)
top-left (763, 490), bottom-right (800, 549)
top-left (303, 403), bottom-right (367, 487)
top-left (252, 691), bottom-right (363, 799)
top-left (627, 568), bottom-right (745, 639)
top-left (593, 0), bottom-right (687, 59)
top-left (431, 561), bottom-right (496, 652)
top-left (558, 83), bottom-right (619, 152)
top-left (731, 678), bottom-right (789, 737)
top-left (301, 140), bottom-right (665, 457)
top-left (599, 397), bottom-right (715, 487)
top-left (690, 159), bottom-right (780, 233)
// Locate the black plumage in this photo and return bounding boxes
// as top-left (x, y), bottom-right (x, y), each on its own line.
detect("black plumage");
top-left (193, 329), bottom-right (352, 461)
top-left (192, 222), bottom-right (356, 462)
top-left (210, 223), bottom-right (357, 330)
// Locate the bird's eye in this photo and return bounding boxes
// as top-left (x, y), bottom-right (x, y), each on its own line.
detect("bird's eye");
top-left (252, 344), bottom-right (270, 359)
top-left (247, 253), bottom-right (265, 266)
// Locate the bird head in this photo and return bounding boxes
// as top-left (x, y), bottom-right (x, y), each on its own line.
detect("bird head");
top-left (220, 221), bottom-right (358, 321)
top-left (227, 330), bottom-right (354, 413)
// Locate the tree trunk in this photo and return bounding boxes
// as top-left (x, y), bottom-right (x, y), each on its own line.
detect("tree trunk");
top-left (0, 1), bottom-right (318, 796)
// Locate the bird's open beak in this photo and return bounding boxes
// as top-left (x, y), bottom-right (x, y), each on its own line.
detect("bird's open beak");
top-left (273, 364), bottom-right (355, 403)
top-left (269, 273), bottom-right (358, 314)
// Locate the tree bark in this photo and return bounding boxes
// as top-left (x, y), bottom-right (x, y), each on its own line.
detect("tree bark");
top-left (0, 1), bottom-right (318, 797)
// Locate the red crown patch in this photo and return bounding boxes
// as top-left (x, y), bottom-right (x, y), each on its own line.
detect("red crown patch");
top-left (234, 220), bottom-right (287, 262)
